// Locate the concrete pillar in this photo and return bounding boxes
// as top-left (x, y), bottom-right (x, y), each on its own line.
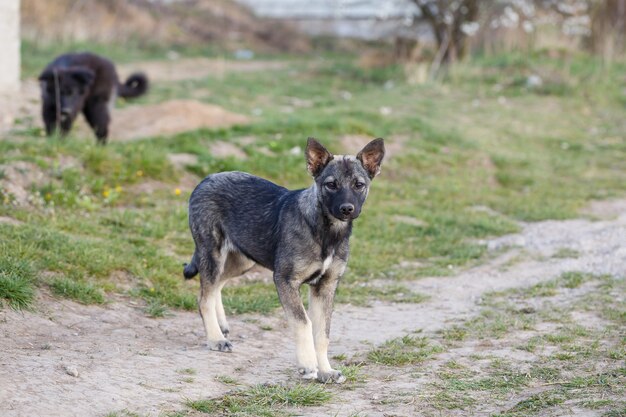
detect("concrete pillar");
top-left (0, 0), bottom-right (20, 93)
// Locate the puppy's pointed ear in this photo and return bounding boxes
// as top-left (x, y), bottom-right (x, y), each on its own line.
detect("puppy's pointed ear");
top-left (306, 137), bottom-right (333, 177)
top-left (357, 138), bottom-right (385, 179)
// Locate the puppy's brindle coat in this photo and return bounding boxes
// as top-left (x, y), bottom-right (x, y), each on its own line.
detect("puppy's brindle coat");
top-left (184, 138), bottom-right (385, 383)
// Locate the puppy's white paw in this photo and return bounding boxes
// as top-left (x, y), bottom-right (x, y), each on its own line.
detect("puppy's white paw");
top-left (208, 339), bottom-right (233, 352)
top-left (298, 367), bottom-right (318, 380)
top-left (317, 369), bottom-right (346, 384)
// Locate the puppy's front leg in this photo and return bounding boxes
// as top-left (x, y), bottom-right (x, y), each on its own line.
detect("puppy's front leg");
top-left (274, 273), bottom-right (318, 379)
top-left (309, 268), bottom-right (345, 384)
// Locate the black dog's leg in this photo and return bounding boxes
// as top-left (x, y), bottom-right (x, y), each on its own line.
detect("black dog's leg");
top-left (309, 267), bottom-right (345, 383)
top-left (59, 116), bottom-right (73, 137)
top-left (274, 270), bottom-right (318, 379)
top-left (42, 103), bottom-right (57, 136)
top-left (83, 99), bottom-right (110, 145)
top-left (196, 237), bottom-right (232, 352)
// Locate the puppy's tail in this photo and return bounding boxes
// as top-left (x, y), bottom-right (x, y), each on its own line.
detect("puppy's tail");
top-left (183, 252), bottom-right (199, 279)
top-left (118, 73), bottom-right (148, 99)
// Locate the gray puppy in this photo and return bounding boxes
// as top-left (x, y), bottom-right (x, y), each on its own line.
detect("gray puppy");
top-left (184, 137), bottom-right (385, 383)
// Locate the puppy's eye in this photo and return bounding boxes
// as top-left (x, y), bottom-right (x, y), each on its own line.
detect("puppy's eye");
top-left (354, 181), bottom-right (365, 190)
top-left (324, 182), bottom-right (337, 190)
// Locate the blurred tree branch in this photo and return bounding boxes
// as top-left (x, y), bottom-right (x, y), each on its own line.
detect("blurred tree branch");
top-left (411, 0), bottom-right (479, 65)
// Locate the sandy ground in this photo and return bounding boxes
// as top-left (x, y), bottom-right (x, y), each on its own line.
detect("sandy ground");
top-left (1, 200), bottom-right (624, 417)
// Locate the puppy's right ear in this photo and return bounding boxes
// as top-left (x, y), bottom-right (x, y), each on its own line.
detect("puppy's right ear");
top-left (38, 70), bottom-right (54, 83)
top-left (305, 137), bottom-right (333, 177)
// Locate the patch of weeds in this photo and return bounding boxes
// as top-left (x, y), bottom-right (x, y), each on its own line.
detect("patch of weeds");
top-left (338, 363), bottom-right (367, 384)
top-left (161, 412), bottom-right (189, 417)
top-left (603, 406), bottom-right (626, 417)
top-left (336, 283), bottom-right (428, 306)
top-left (552, 248), bottom-right (580, 259)
top-left (259, 324), bottom-right (273, 331)
top-left (553, 352), bottom-right (576, 361)
top-left (103, 411), bottom-right (143, 417)
top-left (524, 281), bottom-right (559, 297)
top-left (461, 306), bottom-right (535, 339)
top-left (561, 369), bottom-right (626, 390)
top-left (177, 368), bottom-right (197, 375)
top-left (498, 389), bottom-right (568, 415)
top-left (0, 256), bottom-right (36, 310)
top-left (428, 390), bottom-right (476, 410)
top-left (222, 282), bottom-right (281, 315)
top-left (441, 325), bottom-right (468, 342)
top-left (437, 360), bottom-right (529, 401)
top-left (520, 335), bottom-right (543, 352)
top-left (185, 383), bottom-right (331, 416)
top-left (529, 365), bottom-right (562, 382)
top-left (581, 399), bottom-right (615, 409)
top-left (215, 375), bottom-right (239, 385)
top-left (144, 300), bottom-right (168, 318)
top-left (50, 277), bottom-right (105, 304)
top-left (608, 349), bottom-right (625, 360)
top-left (558, 271), bottom-right (592, 289)
top-left (367, 335), bottom-right (443, 366)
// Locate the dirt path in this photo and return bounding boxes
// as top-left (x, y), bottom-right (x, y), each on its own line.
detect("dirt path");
top-left (1, 200), bottom-right (624, 417)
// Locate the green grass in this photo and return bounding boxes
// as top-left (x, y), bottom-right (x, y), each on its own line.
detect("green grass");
top-left (222, 283), bottom-right (281, 315)
top-left (425, 274), bottom-right (626, 415)
top-left (0, 256), bottom-right (36, 309)
top-left (144, 300), bottom-right (169, 318)
top-left (177, 368), bottom-right (197, 375)
top-left (215, 375), bottom-right (238, 385)
top-left (185, 383), bottom-right (332, 416)
top-left (2, 45), bottom-right (626, 311)
top-left (49, 277), bottom-right (105, 304)
top-left (367, 335), bottom-right (444, 366)
top-left (496, 389), bottom-right (567, 416)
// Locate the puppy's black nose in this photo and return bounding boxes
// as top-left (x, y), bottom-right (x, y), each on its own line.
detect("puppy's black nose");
top-left (340, 203), bottom-right (355, 215)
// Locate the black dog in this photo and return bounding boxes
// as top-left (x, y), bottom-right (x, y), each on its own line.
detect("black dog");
top-left (184, 137), bottom-right (385, 383)
top-left (38, 53), bottom-right (148, 144)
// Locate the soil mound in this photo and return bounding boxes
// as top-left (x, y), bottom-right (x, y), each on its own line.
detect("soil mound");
top-left (111, 99), bottom-right (250, 141)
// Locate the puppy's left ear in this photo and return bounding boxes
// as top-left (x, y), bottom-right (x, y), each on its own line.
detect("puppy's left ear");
top-left (71, 68), bottom-right (95, 87)
top-left (306, 137), bottom-right (333, 177)
top-left (357, 138), bottom-right (385, 179)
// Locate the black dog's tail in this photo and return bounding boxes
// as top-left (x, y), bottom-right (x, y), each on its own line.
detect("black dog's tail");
top-left (118, 73), bottom-right (148, 99)
top-left (183, 252), bottom-right (199, 279)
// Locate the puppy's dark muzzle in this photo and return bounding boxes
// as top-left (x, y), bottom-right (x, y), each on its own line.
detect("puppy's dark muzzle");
top-left (340, 203), bottom-right (354, 216)
top-left (336, 203), bottom-right (359, 221)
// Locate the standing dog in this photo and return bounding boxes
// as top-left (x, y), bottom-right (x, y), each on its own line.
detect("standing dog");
top-left (38, 52), bottom-right (148, 144)
top-left (184, 137), bottom-right (385, 383)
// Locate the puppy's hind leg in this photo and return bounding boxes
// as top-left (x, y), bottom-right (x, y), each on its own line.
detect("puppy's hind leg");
top-left (197, 242), bottom-right (232, 352)
top-left (215, 280), bottom-right (229, 337)
top-left (216, 252), bottom-right (256, 337)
